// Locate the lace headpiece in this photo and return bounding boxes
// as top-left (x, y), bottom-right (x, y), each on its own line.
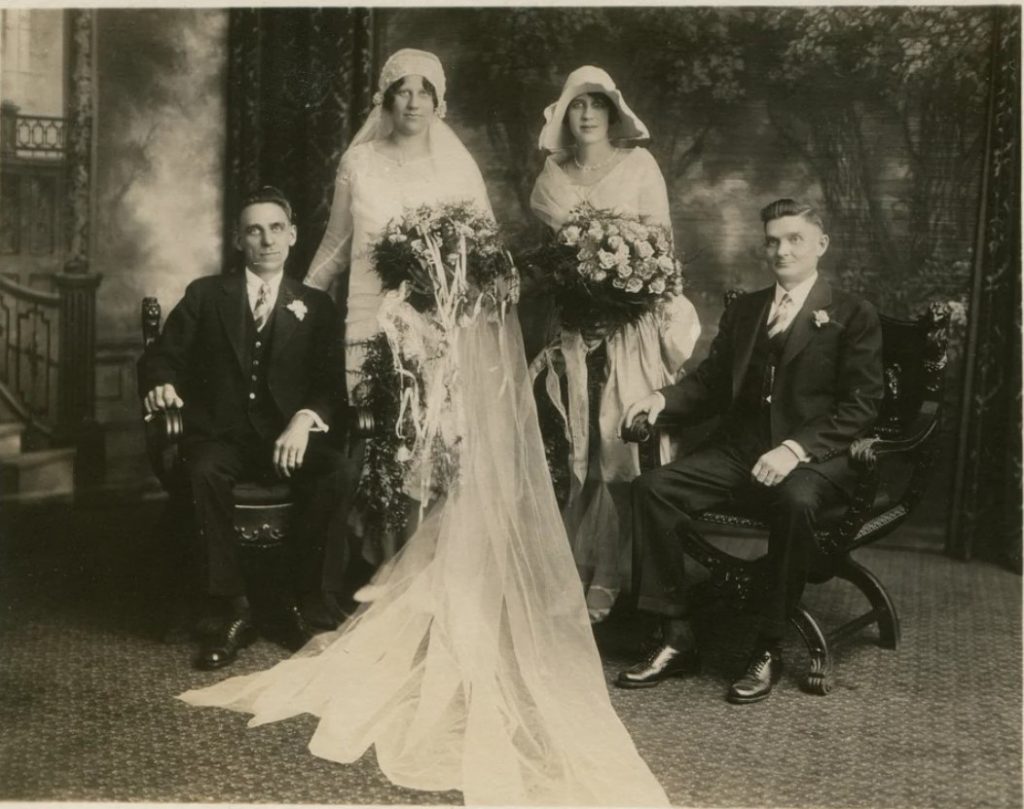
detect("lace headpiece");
top-left (371, 48), bottom-right (447, 120)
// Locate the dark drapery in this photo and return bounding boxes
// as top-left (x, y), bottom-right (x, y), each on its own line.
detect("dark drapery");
top-left (948, 7), bottom-right (1022, 570)
top-left (223, 8), bottom-right (377, 276)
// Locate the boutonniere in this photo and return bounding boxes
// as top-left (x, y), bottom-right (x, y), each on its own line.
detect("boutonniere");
top-left (286, 299), bottom-right (308, 321)
top-left (812, 309), bottom-right (831, 328)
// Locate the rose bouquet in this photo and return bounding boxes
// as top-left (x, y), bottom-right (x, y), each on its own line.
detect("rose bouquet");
top-left (525, 203), bottom-right (684, 336)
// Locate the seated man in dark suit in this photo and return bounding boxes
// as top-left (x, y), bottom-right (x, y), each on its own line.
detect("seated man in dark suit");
top-left (138, 186), bottom-right (360, 670)
top-left (617, 198), bottom-right (884, 703)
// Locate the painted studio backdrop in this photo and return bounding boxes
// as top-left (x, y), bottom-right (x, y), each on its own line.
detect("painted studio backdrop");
top-left (0, 6), bottom-right (1019, 563)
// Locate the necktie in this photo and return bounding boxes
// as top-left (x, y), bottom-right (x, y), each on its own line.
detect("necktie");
top-left (766, 293), bottom-right (794, 339)
top-left (253, 282), bottom-right (272, 331)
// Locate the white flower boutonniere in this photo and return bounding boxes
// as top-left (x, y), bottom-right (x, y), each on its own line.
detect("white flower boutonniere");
top-left (286, 299), bottom-right (308, 321)
top-left (812, 309), bottom-right (831, 328)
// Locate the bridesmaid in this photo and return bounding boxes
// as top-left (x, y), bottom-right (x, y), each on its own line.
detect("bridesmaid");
top-left (530, 65), bottom-right (701, 622)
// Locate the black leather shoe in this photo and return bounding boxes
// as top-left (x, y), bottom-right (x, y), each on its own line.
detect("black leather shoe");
top-left (278, 604), bottom-right (318, 652)
top-left (195, 616), bottom-right (256, 670)
top-left (615, 643), bottom-right (701, 689)
top-left (727, 647), bottom-right (783, 704)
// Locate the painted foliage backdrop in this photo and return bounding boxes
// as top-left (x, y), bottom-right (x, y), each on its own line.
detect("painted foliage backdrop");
top-left (383, 7), bottom-right (990, 320)
top-left (214, 5), bottom-right (1020, 561)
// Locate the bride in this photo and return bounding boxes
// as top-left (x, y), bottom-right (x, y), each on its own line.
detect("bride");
top-left (179, 50), bottom-right (669, 807)
top-left (303, 48), bottom-right (493, 564)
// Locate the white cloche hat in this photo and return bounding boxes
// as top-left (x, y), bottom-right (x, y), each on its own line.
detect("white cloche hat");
top-left (537, 65), bottom-right (650, 152)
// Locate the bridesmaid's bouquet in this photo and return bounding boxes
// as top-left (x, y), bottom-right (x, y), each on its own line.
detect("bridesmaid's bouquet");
top-left (372, 201), bottom-right (519, 323)
top-left (526, 204), bottom-right (684, 336)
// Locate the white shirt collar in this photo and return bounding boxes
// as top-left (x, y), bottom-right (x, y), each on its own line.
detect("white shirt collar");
top-left (244, 267), bottom-right (284, 301)
top-left (774, 271), bottom-right (818, 313)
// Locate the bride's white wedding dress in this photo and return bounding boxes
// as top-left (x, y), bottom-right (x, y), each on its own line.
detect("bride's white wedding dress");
top-left (180, 303), bottom-right (669, 807)
top-left (179, 49), bottom-right (669, 803)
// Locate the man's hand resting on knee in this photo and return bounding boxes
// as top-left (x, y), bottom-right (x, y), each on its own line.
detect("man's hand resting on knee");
top-left (274, 411), bottom-right (317, 478)
top-left (751, 444), bottom-right (801, 487)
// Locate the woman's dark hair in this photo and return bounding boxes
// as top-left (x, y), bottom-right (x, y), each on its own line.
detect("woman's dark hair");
top-left (563, 92), bottom-right (621, 128)
top-left (382, 76), bottom-right (439, 112)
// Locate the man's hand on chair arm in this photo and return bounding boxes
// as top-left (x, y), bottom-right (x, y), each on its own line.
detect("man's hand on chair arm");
top-left (620, 391), bottom-right (667, 437)
top-left (143, 383), bottom-right (184, 415)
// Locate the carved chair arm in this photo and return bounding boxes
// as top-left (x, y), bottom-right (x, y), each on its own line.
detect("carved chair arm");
top-left (349, 406), bottom-right (382, 439)
top-left (621, 412), bottom-right (686, 444)
top-left (849, 415), bottom-right (939, 471)
top-left (628, 411), bottom-right (939, 470)
top-left (143, 407), bottom-right (184, 488)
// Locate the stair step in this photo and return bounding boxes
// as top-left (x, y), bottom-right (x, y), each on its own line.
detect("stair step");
top-left (0, 447), bottom-right (75, 501)
top-left (0, 422), bottom-right (25, 456)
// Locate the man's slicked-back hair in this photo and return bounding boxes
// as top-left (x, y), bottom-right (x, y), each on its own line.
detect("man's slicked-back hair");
top-left (759, 198), bottom-right (825, 232)
top-left (238, 185), bottom-right (294, 225)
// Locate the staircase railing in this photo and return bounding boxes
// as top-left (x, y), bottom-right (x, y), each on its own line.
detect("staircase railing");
top-left (0, 275), bottom-right (60, 437)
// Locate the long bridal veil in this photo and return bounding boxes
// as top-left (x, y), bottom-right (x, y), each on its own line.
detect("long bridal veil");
top-left (180, 312), bottom-right (669, 807)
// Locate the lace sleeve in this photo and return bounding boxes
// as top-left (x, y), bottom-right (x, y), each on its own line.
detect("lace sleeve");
top-left (305, 150), bottom-right (355, 291)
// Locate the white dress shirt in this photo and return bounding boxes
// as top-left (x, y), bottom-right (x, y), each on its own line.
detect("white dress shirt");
top-left (245, 267), bottom-right (327, 433)
top-left (767, 272), bottom-right (819, 463)
top-left (766, 272), bottom-right (818, 334)
top-left (245, 267), bottom-right (284, 313)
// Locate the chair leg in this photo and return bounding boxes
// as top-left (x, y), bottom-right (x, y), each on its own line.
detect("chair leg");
top-left (834, 555), bottom-right (901, 650)
top-left (790, 605), bottom-right (833, 695)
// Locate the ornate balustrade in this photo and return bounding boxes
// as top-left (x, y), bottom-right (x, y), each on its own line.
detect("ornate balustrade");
top-left (15, 115), bottom-right (65, 155)
top-left (0, 104), bottom-right (66, 158)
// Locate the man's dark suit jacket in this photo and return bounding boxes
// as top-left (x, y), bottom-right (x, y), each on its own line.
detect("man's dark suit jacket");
top-left (659, 276), bottom-right (884, 488)
top-left (137, 272), bottom-right (345, 439)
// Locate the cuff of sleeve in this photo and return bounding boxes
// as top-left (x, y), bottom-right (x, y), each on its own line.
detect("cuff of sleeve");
top-left (297, 409), bottom-right (329, 433)
top-left (782, 439), bottom-right (810, 462)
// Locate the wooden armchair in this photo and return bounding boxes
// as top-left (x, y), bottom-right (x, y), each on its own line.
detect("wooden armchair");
top-left (623, 294), bottom-right (953, 694)
top-left (140, 297), bottom-right (375, 623)
top-left (141, 297), bottom-right (301, 557)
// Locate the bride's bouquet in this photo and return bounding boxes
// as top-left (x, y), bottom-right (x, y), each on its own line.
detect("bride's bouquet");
top-left (525, 203), bottom-right (684, 336)
top-left (355, 202), bottom-right (519, 538)
top-left (372, 201), bottom-right (519, 322)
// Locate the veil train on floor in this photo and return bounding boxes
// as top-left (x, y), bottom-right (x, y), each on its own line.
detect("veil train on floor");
top-left (180, 313), bottom-right (669, 806)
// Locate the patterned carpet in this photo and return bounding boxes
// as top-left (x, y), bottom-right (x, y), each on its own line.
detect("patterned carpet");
top-left (0, 501), bottom-right (1020, 808)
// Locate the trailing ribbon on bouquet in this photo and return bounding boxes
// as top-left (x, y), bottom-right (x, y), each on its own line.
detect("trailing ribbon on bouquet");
top-left (377, 288), bottom-right (460, 517)
top-left (530, 330), bottom-right (591, 491)
top-left (364, 201), bottom-right (521, 527)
